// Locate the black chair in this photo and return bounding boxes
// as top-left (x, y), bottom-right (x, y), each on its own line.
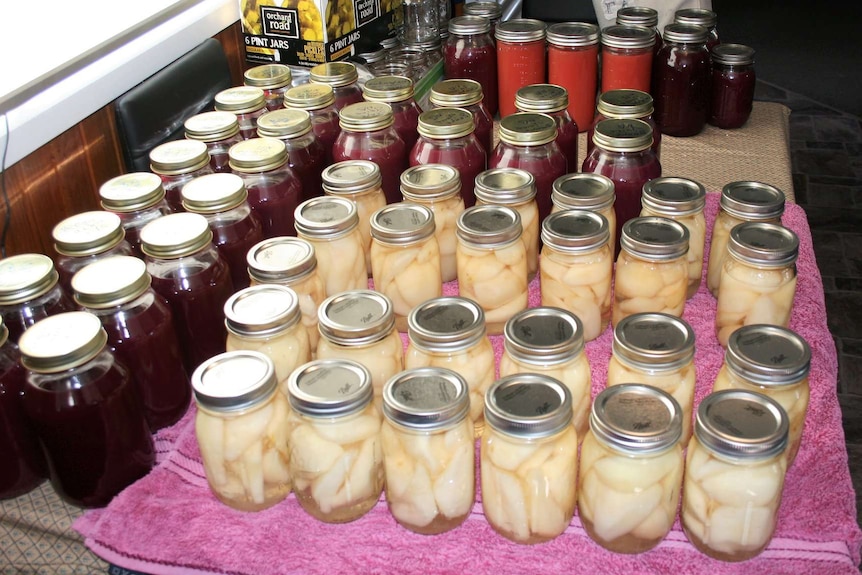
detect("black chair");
top-left (114, 38), bottom-right (233, 172)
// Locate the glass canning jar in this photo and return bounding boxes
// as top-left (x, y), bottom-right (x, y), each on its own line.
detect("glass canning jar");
top-left (181, 173), bottom-right (264, 291)
top-left (19, 312), bottom-right (154, 507)
top-left (411, 107), bottom-right (487, 208)
top-left (640, 177), bottom-right (707, 299)
top-left (546, 22), bottom-right (599, 132)
top-left (244, 63), bottom-right (293, 111)
top-left (499, 307), bottom-right (592, 440)
top-left (229, 137), bottom-right (303, 238)
top-left (386, 46), bottom-right (429, 82)
top-left (399, 0), bottom-right (440, 48)
top-left (149, 139), bottom-right (213, 212)
top-left (606, 312), bottom-right (696, 445)
top-left (463, 2), bottom-right (502, 35)
top-left (682, 390), bottom-right (789, 562)
top-left (184, 111), bottom-right (243, 173)
top-left (713, 324), bottom-right (810, 466)
top-left (72, 256), bottom-right (190, 431)
top-left (579, 384), bottom-right (683, 553)
top-left (600, 25), bottom-right (656, 94)
top-left (192, 350), bottom-right (291, 511)
top-left (674, 8), bottom-right (719, 50)
top-left (429, 79), bottom-right (494, 157)
top-left (551, 172), bottom-right (617, 256)
top-left (0, 254), bottom-right (74, 343)
top-left (709, 44), bottom-right (756, 129)
top-left (293, 196), bottom-right (367, 296)
top-left (283, 83), bottom-right (340, 164)
top-left (256, 108), bottom-right (327, 203)
top-left (381, 367), bottom-right (474, 534)
top-left (140, 212), bottom-right (233, 372)
top-left (286, 358), bottom-right (383, 522)
top-left (481, 374), bottom-right (578, 544)
top-left (514, 84), bottom-right (579, 173)
top-left (309, 62), bottom-right (364, 110)
top-left (404, 296), bottom-right (495, 437)
top-left (587, 89), bottom-right (661, 159)
top-left (362, 75), bottom-right (422, 153)
top-left (490, 113), bottom-right (567, 224)
top-left (51, 211), bottom-right (133, 293)
top-left (652, 24), bottom-right (711, 137)
top-left (214, 86), bottom-right (268, 140)
top-left (495, 19), bottom-right (547, 118)
top-left (369, 203), bottom-right (442, 331)
top-left (616, 6), bottom-right (661, 56)
top-left (99, 172), bottom-right (172, 258)
top-left (716, 222), bottom-right (799, 347)
top-left (707, 181), bottom-right (786, 297)
top-left (540, 210), bottom-right (613, 342)
top-left (444, 16), bottom-right (498, 117)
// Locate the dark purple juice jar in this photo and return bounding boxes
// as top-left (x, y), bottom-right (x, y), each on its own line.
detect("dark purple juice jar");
top-left (52, 211), bottom-right (134, 294)
top-left (429, 79), bottom-right (494, 157)
top-left (181, 173), bottom-right (265, 291)
top-left (309, 62), bottom-right (364, 111)
top-left (184, 111), bottom-right (243, 174)
top-left (284, 83), bottom-right (341, 165)
top-left (257, 108), bottom-right (327, 203)
top-left (19, 311), bottom-right (155, 507)
top-left (99, 172), bottom-right (172, 258)
top-left (214, 86), bottom-right (268, 141)
top-left (709, 44), bottom-right (756, 129)
top-left (362, 75), bottom-right (422, 153)
top-left (149, 139), bottom-right (214, 212)
top-left (140, 213), bottom-right (233, 373)
top-left (514, 84), bottom-right (579, 174)
top-left (0, 254), bottom-right (75, 344)
top-left (72, 256), bottom-right (191, 431)
top-left (674, 8), bottom-right (719, 51)
top-left (587, 89), bottom-right (661, 159)
top-left (652, 23), bottom-right (711, 137)
top-left (244, 63), bottom-right (293, 112)
top-left (229, 137), bottom-right (303, 238)
top-left (444, 15), bottom-right (498, 117)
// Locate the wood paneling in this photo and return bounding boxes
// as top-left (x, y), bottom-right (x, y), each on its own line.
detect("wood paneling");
top-left (215, 21), bottom-right (248, 84)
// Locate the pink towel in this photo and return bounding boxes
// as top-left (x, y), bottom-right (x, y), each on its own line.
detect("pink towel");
top-left (76, 194), bottom-right (862, 574)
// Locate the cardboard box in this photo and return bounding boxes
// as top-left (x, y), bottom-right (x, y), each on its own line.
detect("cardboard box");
top-left (240, 0), bottom-right (403, 67)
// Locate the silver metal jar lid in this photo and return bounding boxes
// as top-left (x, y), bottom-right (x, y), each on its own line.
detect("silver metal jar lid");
top-left (362, 75), bottom-right (415, 103)
top-left (711, 43), bottom-right (755, 66)
top-left (674, 8), bottom-right (717, 29)
top-left (0, 254), bottom-right (60, 305)
top-left (484, 373), bottom-right (573, 438)
top-left (600, 25), bottom-right (656, 50)
top-left (417, 107), bottom-right (475, 139)
top-left (620, 217), bottom-right (690, 261)
top-left (551, 173), bottom-right (616, 212)
top-left (309, 62), bottom-right (359, 87)
top-left (181, 173), bottom-right (248, 214)
top-left (456, 205), bottom-right (522, 248)
top-left (184, 111), bottom-right (241, 142)
top-left (318, 290), bottom-right (395, 346)
top-left (370, 203), bottom-right (436, 245)
top-left (228, 137), bottom-right (289, 173)
top-left (149, 139), bottom-right (210, 175)
top-left (695, 389), bottom-right (788, 460)
top-left (448, 15), bottom-right (491, 36)
top-left (541, 209), bottom-right (609, 253)
top-left (246, 236), bottom-right (317, 283)
top-left (256, 109), bottom-right (313, 139)
top-left (214, 86), bottom-right (266, 114)
top-left (52, 211), bottom-right (126, 257)
top-left (407, 296), bottom-right (486, 352)
top-left (379, 36), bottom-right (400, 50)
top-left (720, 181), bottom-right (786, 220)
top-left (139, 212), bottom-right (213, 259)
top-left (243, 63), bottom-right (292, 90)
top-left (429, 79), bottom-right (484, 108)
top-left (286, 358), bottom-right (373, 418)
top-left (72, 255), bottom-right (151, 309)
top-left (592, 118), bottom-right (653, 152)
top-left (495, 19), bottom-right (547, 43)
top-left (191, 350), bottom-right (277, 413)
top-left (322, 160), bottom-right (383, 195)
top-left (400, 164), bottom-right (462, 201)
top-left (18, 311), bottom-right (108, 373)
top-left (462, 2), bottom-right (502, 21)
top-left (725, 324), bottom-right (811, 387)
top-left (474, 168), bottom-right (536, 205)
top-left (338, 101), bottom-right (394, 132)
top-left (294, 196), bottom-right (359, 239)
top-left (641, 177), bottom-right (706, 217)
top-left (284, 84), bottom-right (336, 110)
top-left (382, 367), bottom-right (470, 430)
top-left (662, 23), bottom-right (709, 44)
top-left (515, 84), bottom-right (568, 114)
top-left (596, 89), bottom-right (654, 119)
top-left (613, 312), bottom-right (695, 370)
top-left (546, 22), bottom-right (599, 47)
top-left (356, 48), bottom-right (386, 65)
top-left (100, 172), bottom-right (166, 212)
top-left (727, 222), bottom-right (799, 267)
top-left (616, 6), bottom-right (658, 28)
top-left (503, 306), bottom-right (584, 365)
top-left (590, 383), bottom-right (682, 454)
top-left (224, 284), bottom-right (301, 337)
top-left (498, 113), bottom-right (558, 146)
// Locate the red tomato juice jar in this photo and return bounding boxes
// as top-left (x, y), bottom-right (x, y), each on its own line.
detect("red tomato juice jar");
top-left (547, 22), bottom-right (599, 132)
top-left (495, 19), bottom-right (547, 118)
top-left (600, 25), bottom-right (655, 94)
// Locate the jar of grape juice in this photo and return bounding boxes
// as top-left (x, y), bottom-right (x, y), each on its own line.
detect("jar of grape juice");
top-left (214, 86), bottom-right (268, 140)
top-left (652, 24), bottom-right (711, 137)
top-left (709, 44), bottom-right (756, 129)
top-left (587, 89), bottom-right (661, 159)
top-left (514, 84), bottom-right (579, 172)
top-left (674, 8), bottom-right (719, 50)
top-left (99, 172), bottom-right (172, 258)
top-left (429, 79), bottom-right (494, 157)
top-left (444, 16), bottom-right (498, 117)
top-left (283, 83), bottom-right (340, 164)
top-left (309, 62), bottom-right (364, 110)
top-left (184, 111), bottom-right (243, 173)
top-left (0, 254), bottom-right (74, 343)
top-left (256, 109), bottom-right (327, 203)
top-left (362, 75), bottom-right (423, 153)
top-left (52, 211), bottom-right (133, 293)
top-left (244, 63), bottom-right (293, 111)
top-left (149, 139), bottom-right (213, 212)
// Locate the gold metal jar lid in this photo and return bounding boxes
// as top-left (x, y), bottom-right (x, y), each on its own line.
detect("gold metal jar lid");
top-left (498, 113), bottom-right (558, 146)
top-left (149, 139), bottom-right (210, 175)
top-left (244, 63), bottom-right (293, 90)
top-left (400, 164), bottom-right (462, 201)
top-left (495, 18), bottom-right (546, 43)
top-left (541, 209), bottom-right (609, 253)
top-left (214, 86), bottom-right (266, 114)
top-left (641, 177), bottom-right (706, 217)
top-left (139, 212), bottom-right (214, 259)
top-left (462, 1), bottom-right (502, 21)
top-left (309, 61), bottom-right (359, 87)
top-left (284, 83), bottom-right (336, 110)
top-left (257, 109), bottom-right (313, 139)
top-left (228, 137), bottom-right (289, 173)
top-left (407, 296), bottom-right (486, 352)
top-left (362, 75), bottom-right (414, 103)
top-left (620, 216), bottom-right (689, 261)
top-left (0, 254), bottom-right (60, 305)
top-left (591, 384), bottom-right (682, 454)
top-left (224, 284), bottom-right (301, 337)
top-left (383, 367), bottom-right (470, 430)
top-left (448, 15), bottom-right (491, 36)
top-left (600, 24), bottom-right (656, 50)
top-left (728, 222), bottom-right (799, 268)
top-left (474, 167), bottom-right (536, 205)
top-left (663, 23), bottom-right (709, 45)
top-left (417, 107), bottom-right (475, 140)
top-left (100, 172), bottom-right (166, 212)
top-left (616, 6), bottom-right (658, 28)
top-left (18, 311), bottom-right (107, 373)
top-left (52, 211), bottom-right (126, 257)
top-left (674, 8), bottom-right (717, 29)
top-left (551, 173), bottom-right (616, 212)
top-left (338, 101), bottom-right (394, 132)
top-left (429, 79), bottom-right (483, 108)
top-left (613, 312), bottom-right (695, 370)
top-left (504, 306), bottom-right (584, 365)
top-left (318, 289), bottom-right (395, 346)
top-left (456, 205), bottom-right (522, 247)
top-left (181, 173), bottom-right (248, 214)
top-left (484, 373), bottom-right (572, 439)
top-left (546, 21), bottom-right (599, 47)
top-left (592, 118), bottom-right (653, 152)
top-left (596, 89), bottom-right (654, 119)
top-left (294, 196), bottom-right (359, 238)
top-left (370, 202), bottom-right (436, 245)
top-left (246, 236), bottom-right (317, 283)
top-left (192, 350), bottom-right (277, 413)
top-left (726, 324), bottom-right (811, 387)
top-left (71, 255), bottom-right (150, 309)
top-left (720, 181), bottom-right (786, 220)
top-left (322, 160), bottom-right (382, 195)
top-left (286, 358), bottom-right (373, 418)
top-left (514, 84), bottom-right (568, 114)
top-left (184, 111), bottom-right (240, 142)
top-left (695, 389), bottom-right (788, 460)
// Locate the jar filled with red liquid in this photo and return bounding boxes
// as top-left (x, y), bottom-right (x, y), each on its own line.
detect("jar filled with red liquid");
top-left (652, 24), bottom-right (711, 137)
top-left (587, 89), bottom-right (661, 159)
top-left (309, 62), bottom-right (364, 111)
top-left (600, 25), bottom-right (656, 94)
top-left (140, 213), bottom-right (233, 372)
top-left (362, 75), bottom-right (422, 153)
top-left (674, 8), bottom-right (719, 51)
top-left (214, 86), bottom-right (268, 140)
top-left (546, 22), bottom-right (599, 133)
top-left (0, 316), bottom-right (46, 499)
top-left (52, 211), bottom-right (134, 294)
top-left (184, 111), bottom-right (243, 174)
top-left (0, 254), bottom-right (75, 343)
top-left (616, 6), bottom-right (661, 56)
top-left (429, 79), bottom-right (494, 156)
top-left (444, 16), bottom-right (498, 117)
top-left (490, 113), bottom-right (567, 224)
top-left (149, 139), bottom-right (213, 212)
top-left (709, 44), bottom-right (756, 129)
top-left (283, 83), bottom-right (340, 164)
top-left (411, 107), bottom-right (487, 208)
top-left (257, 108), bottom-right (327, 203)
top-left (550, 173), bottom-right (617, 256)
top-left (19, 311), bottom-right (154, 507)
top-left (515, 84), bottom-right (579, 172)
top-left (229, 137), bottom-right (303, 238)
top-left (99, 172), bottom-right (172, 258)
top-left (495, 19), bottom-right (547, 118)
top-left (244, 63), bottom-right (293, 111)
top-left (582, 118), bottom-right (661, 255)
top-left (72, 256), bottom-right (190, 431)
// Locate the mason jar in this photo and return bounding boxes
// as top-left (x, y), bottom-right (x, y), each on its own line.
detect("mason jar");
top-left (551, 172), bottom-right (617, 254)
top-left (514, 84), bottom-right (579, 172)
top-left (444, 16), bottom-right (498, 117)
top-left (600, 25), bottom-right (655, 94)
top-left (429, 79), bottom-right (495, 157)
top-left (362, 75), bottom-right (422, 153)
top-left (0, 254), bottom-right (74, 343)
top-left (51, 211), bottom-right (133, 293)
top-left (495, 19), bottom-right (547, 118)
top-left (674, 8), bottom-right (719, 50)
top-left (244, 63), bottom-right (293, 111)
top-left (256, 108), bottom-right (327, 203)
top-left (709, 44), bottom-right (756, 129)
top-left (546, 22), bottom-right (599, 133)
top-left (214, 86), bottom-right (268, 140)
top-left (616, 6), bottom-right (661, 56)
top-left (99, 172), bottom-right (172, 258)
top-left (283, 83), bottom-right (340, 164)
top-left (309, 62), bottom-right (364, 111)
top-left (586, 89), bottom-right (661, 160)
top-left (652, 24), bottom-right (711, 137)
top-left (149, 139), bottom-right (213, 212)
top-left (184, 111), bottom-right (243, 173)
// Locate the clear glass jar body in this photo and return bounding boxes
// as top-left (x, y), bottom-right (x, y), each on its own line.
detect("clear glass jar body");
top-left (287, 402), bottom-right (383, 522)
top-left (381, 416), bottom-right (475, 534)
top-left (326, 187), bottom-right (387, 276)
top-left (201, 204), bottom-right (264, 291)
top-left (456, 240), bottom-right (528, 335)
top-left (497, 38), bottom-right (546, 118)
top-left (549, 203), bottom-right (617, 256)
top-left (108, 201), bottom-right (172, 259)
top-left (262, 85), bottom-right (291, 112)
top-left (236, 107), bottom-right (268, 141)
top-left (444, 30), bottom-right (498, 116)
top-left (159, 165), bottom-right (214, 213)
top-left (283, 131), bottom-right (327, 203)
top-left (481, 424), bottom-right (578, 544)
top-left (490, 141), bottom-right (567, 224)
top-left (476, 197), bottom-right (539, 279)
top-left (707, 212), bottom-right (781, 297)
top-left (709, 61), bottom-right (756, 129)
top-left (579, 430), bottom-right (682, 553)
top-left (233, 163), bottom-right (303, 238)
top-left (640, 207), bottom-right (706, 299)
top-left (601, 45), bottom-right (653, 93)
top-left (370, 237), bottom-right (442, 332)
top-left (297, 229), bottom-right (367, 296)
top-left (681, 435), bottom-right (787, 561)
top-left (404, 192), bottom-right (464, 282)
top-left (307, 104), bottom-right (341, 164)
top-left (389, 98), bottom-right (422, 154)
top-left (546, 109), bottom-right (579, 174)
top-left (332, 84), bottom-right (364, 111)
top-left (332, 128), bottom-right (409, 205)
top-left (203, 132), bottom-right (244, 174)
top-left (249, 271), bottom-right (325, 353)
top-left (540, 243), bottom-right (613, 342)
top-left (227, 324), bottom-right (311, 387)
top-left (410, 133), bottom-right (487, 208)
top-left (613, 250), bottom-right (688, 327)
top-left (55, 240), bottom-right (134, 295)
top-left (586, 111), bottom-right (662, 161)
top-left (0, 283), bottom-right (75, 344)
top-left (652, 40), bottom-right (711, 137)
top-left (548, 43), bottom-right (598, 132)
